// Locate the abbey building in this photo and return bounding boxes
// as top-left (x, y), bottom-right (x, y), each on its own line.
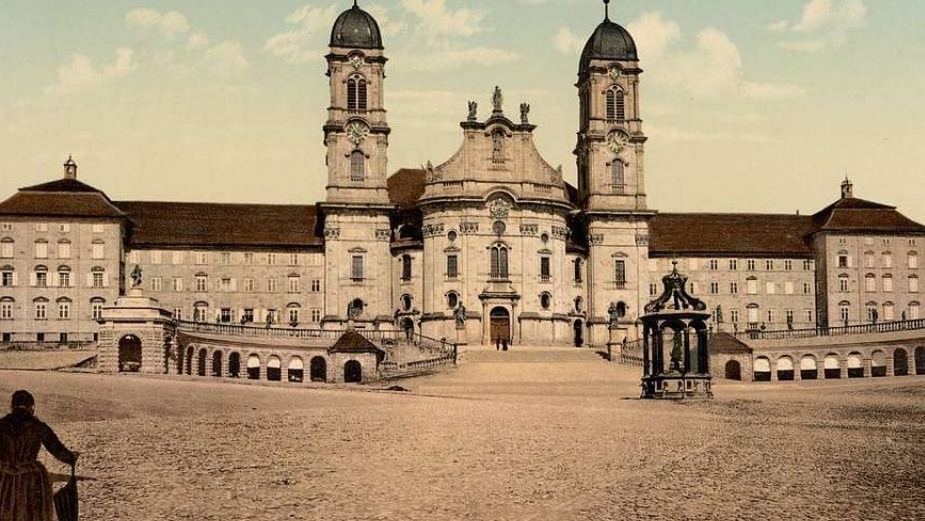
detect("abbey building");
top-left (1, 2), bottom-right (923, 349)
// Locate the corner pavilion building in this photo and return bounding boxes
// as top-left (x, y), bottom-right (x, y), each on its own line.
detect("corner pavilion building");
top-left (1, 2), bottom-right (923, 351)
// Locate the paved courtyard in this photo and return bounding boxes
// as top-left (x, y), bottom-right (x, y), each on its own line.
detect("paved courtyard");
top-left (1, 347), bottom-right (923, 520)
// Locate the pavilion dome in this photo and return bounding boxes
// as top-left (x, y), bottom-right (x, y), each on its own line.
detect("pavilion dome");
top-left (329, 1), bottom-right (383, 50)
top-left (579, 17), bottom-right (637, 71)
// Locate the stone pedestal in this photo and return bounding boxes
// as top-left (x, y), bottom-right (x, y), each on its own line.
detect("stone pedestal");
top-left (97, 289), bottom-right (175, 374)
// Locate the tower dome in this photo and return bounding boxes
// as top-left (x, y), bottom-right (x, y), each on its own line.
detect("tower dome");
top-left (330, 1), bottom-right (383, 50)
top-left (579, 1), bottom-right (637, 71)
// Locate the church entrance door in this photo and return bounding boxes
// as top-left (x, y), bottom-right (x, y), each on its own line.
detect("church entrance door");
top-left (490, 307), bottom-right (510, 345)
top-left (573, 320), bottom-right (583, 347)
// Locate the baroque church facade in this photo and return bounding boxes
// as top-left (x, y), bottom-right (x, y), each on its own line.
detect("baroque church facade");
top-left (1, 2), bottom-right (923, 349)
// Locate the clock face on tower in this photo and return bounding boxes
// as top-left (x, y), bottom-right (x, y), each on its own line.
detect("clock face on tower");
top-left (605, 131), bottom-right (628, 155)
top-left (346, 121), bottom-right (369, 145)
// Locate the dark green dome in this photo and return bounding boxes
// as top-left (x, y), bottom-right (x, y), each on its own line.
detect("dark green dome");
top-left (330, 2), bottom-right (383, 50)
top-left (579, 17), bottom-right (637, 71)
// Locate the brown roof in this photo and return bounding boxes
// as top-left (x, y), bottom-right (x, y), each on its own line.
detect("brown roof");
top-left (116, 201), bottom-right (322, 249)
top-left (649, 213), bottom-right (814, 257)
top-left (0, 178), bottom-right (125, 219)
top-left (710, 332), bottom-right (752, 354)
top-left (811, 197), bottom-right (925, 234)
top-left (329, 330), bottom-right (384, 354)
top-left (387, 168), bottom-right (426, 210)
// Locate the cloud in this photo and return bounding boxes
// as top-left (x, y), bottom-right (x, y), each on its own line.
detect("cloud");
top-left (401, 0), bottom-right (484, 38)
top-left (126, 8), bottom-right (190, 38)
top-left (187, 31), bottom-right (210, 51)
top-left (628, 17), bottom-right (804, 101)
top-left (45, 48), bottom-right (137, 95)
top-left (553, 27), bottom-right (584, 55)
top-left (264, 4), bottom-right (339, 63)
top-left (772, 0), bottom-right (867, 52)
top-left (206, 41), bottom-right (249, 76)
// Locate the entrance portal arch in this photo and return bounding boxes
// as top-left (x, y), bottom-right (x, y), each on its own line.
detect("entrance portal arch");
top-left (344, 360), bottom-right (362, 383)
top-left (725, 360), bottom-right (741, 380)
top-left (573, 320), bottom-right (583, 347)
top-left (490, 307), bottom-right (510, 345)
top-left (310, 356), bottom-right (327, 382)
top-left (118, 335), bottom-right (142, 372)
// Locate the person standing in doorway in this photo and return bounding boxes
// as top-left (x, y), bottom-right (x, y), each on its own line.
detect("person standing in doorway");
top-left (0, 390), bottom-right (79, 521)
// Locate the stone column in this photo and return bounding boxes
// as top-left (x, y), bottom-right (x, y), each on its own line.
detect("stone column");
top-left (682, 327), bottom-right (691, 374)
top-left (863, 358), bottom-right (872, 378)
top-left (840, 359), bottom-right (849, 379)
top-left (909, 355), bottom-right (917, 376)
top-left (886, 357), bottom-right (895, 377)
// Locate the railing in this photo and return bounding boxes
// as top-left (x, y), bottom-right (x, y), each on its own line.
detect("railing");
top-left (733, 318), bottom-right (925, 341)
top-left (619, 338), bottom-right (644, 366)
top-left (380, 350), bottom-right (456, 377)
top-left (0, 341), bottom-right (96, 351)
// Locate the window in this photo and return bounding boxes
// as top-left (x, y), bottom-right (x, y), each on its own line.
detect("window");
top-left (709, 282), bottom-right (719, 294)
top-left (311, 309), bottom-right (321, 323)
top-left (172, 251), bottom-right (184, 264)
top-left (605, 88), bottom-right (624, 120)
top-left (611, 161), bottom-right (624, 193)
top-left (310, 279), bottom-right (321, 292)
top-left (195, 275), bottom-right (208, 292)
top-left (244, 278), bottom-right (255, 292)
top-left (747, 305), bottom-right (759, 324)
top-left (350, 150), bottom-right (365, 181)
top-left (287, 307), bottom-right (300, 325)
top-left (729, 259), bottom-right (738, 270)
top-left (0, 238), bottom-right (12, 258)
top-left (867, 304), bottom-right (879, 323)
top-left (92, 242), bottom-right (104, 260)
top-left (244, 252), bottom-right (254, 265)
top-left (614, 260), bottom-right (626, 288)
top-left (883, 254), bottom-right (892, 268)
top-left (1, 268), bottom-right (13, 287)
top-left (883, 276), bottom-right (893, 293)
top-left (574, 259), bottom-right (583, 282)
top-left (447, 292), bottom-right (459, 309)
top-left (128, 250), bottom-right (140, 264)
top-left (767, 310), bottom-right (776, 323)
top-left (838, 275), bottom-right (849, 292)
top-left (401, 294), bottom-right (412, 311)
top-left (151, 277), bottom-right (162, 292)
top-left (267, 278), bottom-right (278, 292)
top-left (173, 308), bottom-right (183, 320)
top-left (540, 257), bottom-right (551, 282)
top-left (34, 267), bottom-right (48, 288)
top-left (784, 260), bottom-right (793, 271)
top-left (730, 282), bottom-right (738, 294)
top-left (351, 255), bottom-right (365, 282)
top-left (730, 309), bottom-right (739, 323)
top-left (803, 282), bottom-right (812, 295)
top-left (34, 240), bottom-right (48, 259)
top-left (649, 283), bottom-right (658, 296)
top-left (766, 260), bottom-right (774, 271)
top-left (490, 245), bottom-right (509, 279)
top-left (34, 300), bottom-right (47, 320)
top-left (91, 269), bottom-right (105, 288)
top-left (151, 251), bottom-right (162, 264)
top-left (57, 300), bottom-right (70, 320)
top-left (747, 259), bottom-right (756, 271)
top-left (267, 253), bottom-right (277, 266)
top-left (1, 299), bottom-right (13, 320)
top-left (909, 253), bottom-right (918, 269)
top-left (883, 302), bottom-right (895, 321)
top-left (288, 275), bottom-right (300, 293)
top-left (58, 269), bottom-right (70, 288)
top-left (57, 241), bottom-right (70, 259)
top-left (864, 274), bottom-right (876, 292)
top-left (805, 309), bottom-right (814, 323)
top-left (575, 297), bottom-right (583, 313)
top-left (837, 254), bottom-right (849, 268)
top-left (540, 292), bottom-right (551, 309)
top-left (785, 309), bottom-right (794, 325)
top-left (35, 223), bottom-right (48, 232)
top-left (746, 278), bottom-right (757, 295)
top-left (91, 299), bottom-right (104, 320)
top-left (220, 252), bottom-right (231, 265)
top-left (910, 302), bottom-right (920, 320)
top-left (839, 302), bottom-right (851, 324)
top-left (803, 259), bottom-right (813, 270)
top-left (401, 255), bottom-right (413, 280)
top-left (289, 253), bottom-right (300, 266)
top-left (172, 277), bottom-right (183, 292)
top-left (447, 254), bottom-right (458, 279)
top-left (195, 252), bottom-right (208, 265)
top-left (221, 308), bottom-right (233, 324)
top-left (347, 75), bottom-right (367, 111)
top-left (865, 252), bottom-right (875, 268)
top-left (0, 223), bottom-right (9, 231)
top-left (708, 260), bottom-right (719, 271)
top-left (910, 276), bottom-right (919, 293)
top-left (784, 281), bottom-right (794, 295)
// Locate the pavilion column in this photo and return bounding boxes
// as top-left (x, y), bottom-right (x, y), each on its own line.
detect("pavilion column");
top-left (697, 328), bottom-right (709, 373)
top-left (642, 325), bottom-right (650, 376)
top-left (682, 327), bottom-right (691, 374)
top-left (655, 328), bottom-right (664, 375)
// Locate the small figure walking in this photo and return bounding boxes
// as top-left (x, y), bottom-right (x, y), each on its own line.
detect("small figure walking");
top-left (0, 390), bottom-right (79, 521)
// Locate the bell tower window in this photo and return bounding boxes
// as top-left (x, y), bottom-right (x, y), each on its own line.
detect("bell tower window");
top-left (350, 150), bottom-right (365, 181)
top-left (347, 75), bottom-right (367, 111)
top-left (611, 160), bottom-right (625, 193)
top-left (605, 88), bottom-right (625, 121)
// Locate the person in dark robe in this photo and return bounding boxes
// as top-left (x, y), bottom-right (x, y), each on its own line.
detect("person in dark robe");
top-left (0, 390), bottom-right (78, 521)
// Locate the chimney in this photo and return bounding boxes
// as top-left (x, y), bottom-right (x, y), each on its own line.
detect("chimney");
top-left (840, 177), bottom-right (853, 199)
top-left (63, 156), bottom-right (77, 180)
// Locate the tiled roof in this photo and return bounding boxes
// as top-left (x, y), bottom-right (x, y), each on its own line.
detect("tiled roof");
top-left (649, 213), bottom-right (814, 257)
top-left (709, 332), bottom-right (752, 354)
top-left (387, 168), bottom-right (426, 210)
top-left (811, 197), bottom-right (925, 234)
top-left (329, 330), bottom-right (384, 354)
top-left (0, 178), bottom-right (125, 218)
top-left (116, 201), bottom-right (322, 249)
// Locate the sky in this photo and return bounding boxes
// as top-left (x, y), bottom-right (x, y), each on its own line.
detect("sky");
top-left (1, 0), bottom-right (924, 223)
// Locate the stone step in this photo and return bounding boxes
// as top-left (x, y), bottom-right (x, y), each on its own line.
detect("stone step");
top-left (461, 346), bottom-right (604, 363)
